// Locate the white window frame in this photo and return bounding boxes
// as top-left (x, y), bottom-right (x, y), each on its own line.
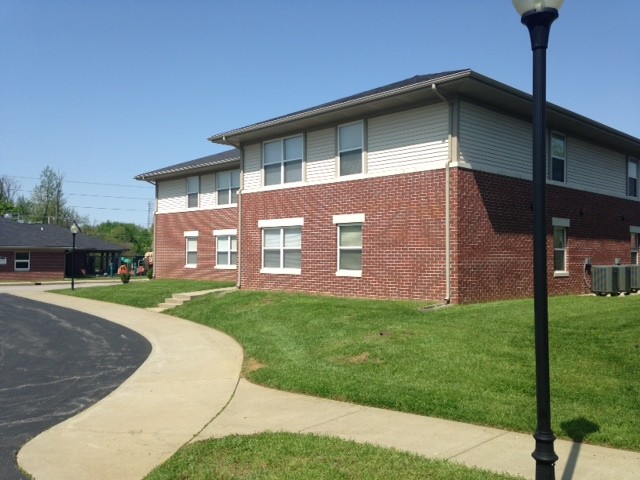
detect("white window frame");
top-left (184, 231), bottom-right (199, 268)
top-left (333, 214), bottom-right (364, 277)
top-left (186, 176), bottom-right (200, 208)
top-left (258, 218), bottom-right (303, 274)
top-left (628, 157), bottom-right (638, 198)
top-left (338, 121), bottom-right (364, 177)
top-left (15, 251), bottom-right (30, 271)
top-left (631, 226), bottom-right (640, 265)
top-left (214, 229), bottom-right (238, 269)
top-left (552, 218), bottom-right (569, 276)
top-left (217, 170), bottom-right (240, 206)
top-left (549, 132), bottom-right (566, 184)
top-left (262, 135), bottom-right (304, 186)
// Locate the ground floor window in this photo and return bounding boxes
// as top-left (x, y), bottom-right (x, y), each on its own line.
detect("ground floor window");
top-left (552, 218), bottom-right (570, 275)
top-left (15, 251), bottom-right (30, 271)
top-left (632, 231), bottom-right (639, 265)
top-left (258, 218), bottom-right (303, 274)
top-left (184, 231), bottom-right (198, 267)
top-left (333, 214), bottom-right (364, 277)
top-left (215, 229), bottom-right (237, 268)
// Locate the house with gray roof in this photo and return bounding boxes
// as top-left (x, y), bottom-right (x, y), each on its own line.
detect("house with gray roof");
top-left (137, 70), bottom-right (640, 303)
top-left (0, 216), bottom-right (126, 282)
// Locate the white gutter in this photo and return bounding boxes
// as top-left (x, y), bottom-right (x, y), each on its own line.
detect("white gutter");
top-left (432, 84), bottom-right (453, 304)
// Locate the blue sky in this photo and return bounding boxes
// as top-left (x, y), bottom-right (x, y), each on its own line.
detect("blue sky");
top-left (1, 1), bottom-right (638, 227)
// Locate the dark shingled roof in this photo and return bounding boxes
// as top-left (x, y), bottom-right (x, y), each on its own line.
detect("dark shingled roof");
top-left (135, 148), bottom-right (240, 182)
top-left (0, 217), bottom-right (126, 251)
top-left (208, 70), bottom-right (469, 141)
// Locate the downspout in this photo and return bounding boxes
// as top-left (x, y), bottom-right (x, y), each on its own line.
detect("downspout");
top-left (432, 84), bottom-right (453, 304)
top-left (222, 136), bottom-right (243, 290)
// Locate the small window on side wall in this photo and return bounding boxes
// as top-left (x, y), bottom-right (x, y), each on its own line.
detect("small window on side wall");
top-left (339, 122), bottom-right (363, 176)
top-left (187, 176), bottom-right (199, 208)
top-left (550, 133), bottom-right (566, 183)
top-left (628, 158), bottom-right (638, 198)
top-left (15, 252), bottom-right (30, 271)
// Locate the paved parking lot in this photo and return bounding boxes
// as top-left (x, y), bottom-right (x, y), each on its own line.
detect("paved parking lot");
top-left (0, 293), bottom-right (151, 479)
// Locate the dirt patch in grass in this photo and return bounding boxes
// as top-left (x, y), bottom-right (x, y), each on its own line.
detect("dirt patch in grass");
top-left (335, 352), bottom-right (382, 365)
top-left (243, 357), bottom-right (266, 376)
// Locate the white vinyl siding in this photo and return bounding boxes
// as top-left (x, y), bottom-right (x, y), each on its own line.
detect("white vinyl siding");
top-left (243, 143), bottom-right (262, 191)
top-left (368, 104), bottom-right (449, 174)
top-left (458, 101), bottom-right (532, 179)
top-left (199, 174), bottom-right (216, 209)
top-left (306, 127), bottom-right (336, 183)
top-left (157, 178), bottom-right (185, 213)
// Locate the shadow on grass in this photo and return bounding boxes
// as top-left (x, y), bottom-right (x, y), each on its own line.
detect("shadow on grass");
top-left (560, 417), bottom-right (600, 480)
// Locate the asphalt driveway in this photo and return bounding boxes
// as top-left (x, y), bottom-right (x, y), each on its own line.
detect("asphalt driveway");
top-left (0, 293), bottom-right (151, 480)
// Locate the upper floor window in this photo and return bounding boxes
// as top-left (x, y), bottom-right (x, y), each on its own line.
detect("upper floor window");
top-left (187, 176), bottom-right (199, 208)
top-left (550, 132), bottom-right (566, 183)
top-left (217, 170), bottom-right (240, 205)
top-left (263, 135), bottom-right (303, 186)
top-left (15, 252), bottom-right (30, 271)
top-left (628, 158), bottom-right (638, 197)
top-left (339, 122), bottom-right (364, 176)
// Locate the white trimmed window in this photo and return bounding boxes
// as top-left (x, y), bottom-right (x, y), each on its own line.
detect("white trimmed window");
top-left (214, 229), bottom-right (238, 268)
top-left (259, 218), bottom-right (303, 274)
top-left (628, 158), bottom-right (638, 198)
top-left (15, 252), bottom-right (30, 271)
top-left (339, 122), bottom-right (364, 176)
top-left (333, 214), bottom-right (364, 277)
top-left (550, 133), bottom-right (566, 183)
top-left (217, 170), bottom-right (240, 205)
top-left (263, 135), bottom-right (303, 186)
top-left (631, 227), bottom-right (640, 264)
top-left (186, 176), bottom-right (200, 208)
top-left (552, 218), bottom-right (570, 275)
top-left (184, 231), bottom-right (198, 267)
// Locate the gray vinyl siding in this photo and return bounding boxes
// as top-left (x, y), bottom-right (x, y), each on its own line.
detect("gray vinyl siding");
top-left (566, 137), bottom-right (626, 196)
top-left (368, 104), bottom-right (450, 174)
top-left (307, 127), bottom-right (336, 183)
top-left (459, 100), bottom-right (630, 199)
top-left (458, 100), bottom-right (532, 179)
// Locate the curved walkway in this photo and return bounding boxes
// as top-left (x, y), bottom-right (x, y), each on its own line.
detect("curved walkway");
top-left (14, 291), bottom-right (640, 480)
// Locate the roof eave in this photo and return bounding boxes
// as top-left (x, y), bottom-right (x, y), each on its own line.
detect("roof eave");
top-left (208, 70), bottom-right (473, 146)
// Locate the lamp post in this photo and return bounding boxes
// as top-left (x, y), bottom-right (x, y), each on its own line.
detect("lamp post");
top-left (70, 221), bottom-right (80, 290)
top-left (512, 1), bottom-right (563, 478)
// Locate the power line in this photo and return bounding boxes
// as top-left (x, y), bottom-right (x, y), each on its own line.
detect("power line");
top-left (1, 174), bottom-right (150, 189)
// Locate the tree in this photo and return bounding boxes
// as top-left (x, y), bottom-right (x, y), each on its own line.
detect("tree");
top-left (84, 221), bottom-right (152, 256)
top-left (0, 176), bottom-right (21, 215)
top-left (22, 166), bottom-right (85, 225)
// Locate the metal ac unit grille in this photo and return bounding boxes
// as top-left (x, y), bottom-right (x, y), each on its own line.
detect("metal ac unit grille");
top-left (592, 265), bottom-right (640, 295)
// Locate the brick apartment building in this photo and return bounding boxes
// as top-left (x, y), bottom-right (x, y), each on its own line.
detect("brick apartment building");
top-left (136, 70), bottom-right (640, 304)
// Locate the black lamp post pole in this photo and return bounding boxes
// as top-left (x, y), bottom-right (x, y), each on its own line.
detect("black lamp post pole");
top-left (71, 231), bottom-right (76, 290)
top-left (521, 8), bottom-right (559, 479)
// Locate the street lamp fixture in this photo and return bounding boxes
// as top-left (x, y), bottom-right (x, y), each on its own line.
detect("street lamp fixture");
top-left (512, 0), bottom-right (563, 479)
top-left (70, 221), bottom-right (80, 290)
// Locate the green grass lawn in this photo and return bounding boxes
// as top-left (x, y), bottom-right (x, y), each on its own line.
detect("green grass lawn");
top-left (56, 279), bottom-right (234, 308)
top-left (168, 290), bottom-right (640, 452)
top-left (61, 282), bottom-right (640, 452)
top-left (145, 433), bottom-right (521, 480)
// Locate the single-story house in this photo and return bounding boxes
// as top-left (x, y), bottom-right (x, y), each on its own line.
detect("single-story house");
top-left (0, 216), bottom-right (126, 282)
top-left (136, 69), bottom-right (640, 304)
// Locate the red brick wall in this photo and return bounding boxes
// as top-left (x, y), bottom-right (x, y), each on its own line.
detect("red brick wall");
top-left (154, 208), bottom-right (238, 281)
top-left (453, 169), bottom-right (640, 303)
top-left (239, 171), bottom-right (448, 302)
top-left (0, 251), bottom-right (66, 282)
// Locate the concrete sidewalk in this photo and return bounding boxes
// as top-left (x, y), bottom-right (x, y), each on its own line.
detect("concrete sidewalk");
top-left (14, 291), bottom-right (640, 479)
